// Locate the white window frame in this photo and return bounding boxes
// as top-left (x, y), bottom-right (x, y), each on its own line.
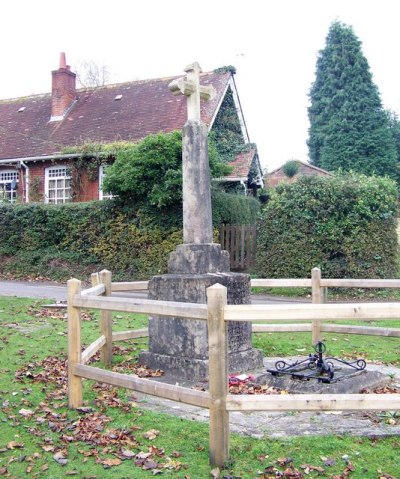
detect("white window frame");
top-left (99, 164), bottom-right (114, 200)
top-left (44, 166), bottom-right (72, 204)
top-left (0, 169), bottom-right (19, 203)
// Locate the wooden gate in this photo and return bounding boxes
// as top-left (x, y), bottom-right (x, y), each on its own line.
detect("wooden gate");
top-left (219, 224), bottom-right (257, 271)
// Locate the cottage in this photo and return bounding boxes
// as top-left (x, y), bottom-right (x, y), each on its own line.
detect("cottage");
top-left (266, 160), bottom-right (332, 188)
top-left (0, 54), bottom-right (263, 203)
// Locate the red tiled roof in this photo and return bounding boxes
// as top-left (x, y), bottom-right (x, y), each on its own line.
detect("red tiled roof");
top-left (225, 148), bottom-right (256, 178)
top-left (0, 71), bottom-right (231, 160)
top-left (267, 160), bottom-right (332, 176)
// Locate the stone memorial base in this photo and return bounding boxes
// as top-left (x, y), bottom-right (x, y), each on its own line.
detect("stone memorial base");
top-left (139, 271), bottom-right (264, 380)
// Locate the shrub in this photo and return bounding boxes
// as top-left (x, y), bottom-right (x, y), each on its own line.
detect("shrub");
top-left (212, 190), bottom-right (260, 225)
top-left (103, 131), bottom-right (232, 207)
top-left (282, 159), bottom-right (301, 178)
top-left (0, 192), bottom-right (259, 281)
top-left (257, 174), bottom-right (398, 279)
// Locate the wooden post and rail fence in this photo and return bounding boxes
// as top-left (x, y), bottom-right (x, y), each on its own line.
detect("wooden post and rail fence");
top-left (68, 268), bottom-right (400, 467)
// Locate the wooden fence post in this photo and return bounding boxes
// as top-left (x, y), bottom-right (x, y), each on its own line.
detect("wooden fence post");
top-left (311, 267), bottom-right (325, 344)
top-left (207, 283), bottom-right (229, 467)
top-left (68, 278), bottom-right (83, 408)
top-left (91, 272), bottom-right (100, 287)
top-left (99, 269), bottom-right (113, 366)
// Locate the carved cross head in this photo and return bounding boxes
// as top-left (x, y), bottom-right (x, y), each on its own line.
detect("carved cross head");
top-left (169, 62), bottom-right (215, 122)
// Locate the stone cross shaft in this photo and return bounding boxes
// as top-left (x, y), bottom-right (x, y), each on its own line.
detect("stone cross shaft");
top-left (168, 62), bottom-right (216, 246)
top-left (169, 62), bottom-right (215, 122)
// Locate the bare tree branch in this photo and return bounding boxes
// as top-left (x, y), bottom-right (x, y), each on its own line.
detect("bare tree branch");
top-left (75, 60), bottom-right (110, 88)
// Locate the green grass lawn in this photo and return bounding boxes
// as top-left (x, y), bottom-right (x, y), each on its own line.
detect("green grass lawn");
top-left (0, 296), bottom-right (399, 479)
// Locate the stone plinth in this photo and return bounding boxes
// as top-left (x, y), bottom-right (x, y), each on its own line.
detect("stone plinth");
top-left (139, 272), bottom-right (264, 380)
top-left (168, 243), bottom-right (230, 274)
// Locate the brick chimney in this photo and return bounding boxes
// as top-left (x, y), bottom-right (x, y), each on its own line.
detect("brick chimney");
top-left (50, 52), bottom-right (76, 121)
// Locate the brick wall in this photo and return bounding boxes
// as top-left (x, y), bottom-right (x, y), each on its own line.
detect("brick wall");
top-left (0, 160), bottom-right (101, 203)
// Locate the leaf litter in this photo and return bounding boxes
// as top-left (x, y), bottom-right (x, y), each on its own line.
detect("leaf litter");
top-left (8, 350), bottom-right (186, 473)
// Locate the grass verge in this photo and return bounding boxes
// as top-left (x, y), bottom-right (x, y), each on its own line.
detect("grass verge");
top-left (0, 297), bottom-right (399, 478)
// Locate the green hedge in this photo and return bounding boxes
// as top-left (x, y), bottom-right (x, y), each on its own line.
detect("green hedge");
top-left (211, 190), bottom-right (260, 225)
top-left (257, 174), bottom-right (398, 279)
top-left (0, 193), bottom-right (259, 281)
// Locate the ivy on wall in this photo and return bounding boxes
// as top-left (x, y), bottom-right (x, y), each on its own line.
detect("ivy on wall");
top-left (62, 142), bottom-right (137, 200)
top-left (209, 86), bottom-right (250, 164)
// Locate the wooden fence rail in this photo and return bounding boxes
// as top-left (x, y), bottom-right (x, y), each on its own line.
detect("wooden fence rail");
top-left (68, 268), bottom-right (400, 468)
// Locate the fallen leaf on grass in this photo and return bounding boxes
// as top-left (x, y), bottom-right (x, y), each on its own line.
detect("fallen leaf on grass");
top-left (163, 458), bottom-right (183, 470)
top-left (278, 457), bottom-right (294, 467)
top-left (332, 462), bottom-right (355, 479)
top-left (119, 448), bottom-right (136, 459)
top-left (42, 445), bottom-right (55, 452)
top-left (76, 407), bottom-right (93, 414)
top-left (53, 449), bottom-right (68, 465)
top-left (210, 467), bottom-right (220, 478)
top-left (19, 408), bottom-right (34, 417)
top-left (143, 429), bottom-right (160, 440)
top-left (148, 445), bottom-right (165, 456)
top-left (101, 457), bottom-right (122, 468)
top-left (7, 441), bottom-right (24, 449)
top-left (136, 451), bottom-right (152, 460)
top-left (300, 464), bottom-right (325, 474)
top-left (141, 459), bottom-right (159, 470)
top-left (283, 466), bottom-right (304, 478)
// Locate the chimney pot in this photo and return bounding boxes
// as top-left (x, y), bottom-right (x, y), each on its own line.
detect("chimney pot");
top-left (59, 52), bottom-right (67, 69)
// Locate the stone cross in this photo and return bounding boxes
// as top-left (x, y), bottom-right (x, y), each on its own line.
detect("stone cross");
top-left (167, 62), bottom-right (215, 247)
top-left (169, 62), bottom-right (215, 122)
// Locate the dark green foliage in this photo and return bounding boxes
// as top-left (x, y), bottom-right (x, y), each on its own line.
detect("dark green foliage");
top-left (103, 131), bottom-right (231, 207)
top-left (387, 110), bottom-right (400, 170)
top-left (0, 192), bottom-right (259, 281)
top-left (0, 202), bottom-right (179, 281)
top-left (208, 87), bottom-right (248, 164)
top-left (308, 21), bottom-right (397, 179)
top-left (211, 190), bottom-right (260, 225)
top-left (213, 65), bottom-right (237, 75)
top-left (282, 159), bottom-right (300, 178)
top-left (257, 174), bottom-right (398, 279)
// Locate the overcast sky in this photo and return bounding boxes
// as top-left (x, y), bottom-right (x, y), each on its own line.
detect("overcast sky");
top-left (1, 0), bottom-right (400, 171)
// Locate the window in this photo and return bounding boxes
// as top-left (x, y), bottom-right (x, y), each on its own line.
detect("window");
top-left (99, 165), bottom-right (114, 200)
top-left (45, 166), bottom-right (71, 204)
top-left (0, 170), bottom-right (18, 203)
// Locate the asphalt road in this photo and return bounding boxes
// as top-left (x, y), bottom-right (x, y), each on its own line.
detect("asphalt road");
top-left (0, 280), bottom-right (307, 304)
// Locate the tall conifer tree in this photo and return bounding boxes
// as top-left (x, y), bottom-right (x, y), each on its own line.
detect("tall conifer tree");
top-left (307, 21), bottom-right (397, 179)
